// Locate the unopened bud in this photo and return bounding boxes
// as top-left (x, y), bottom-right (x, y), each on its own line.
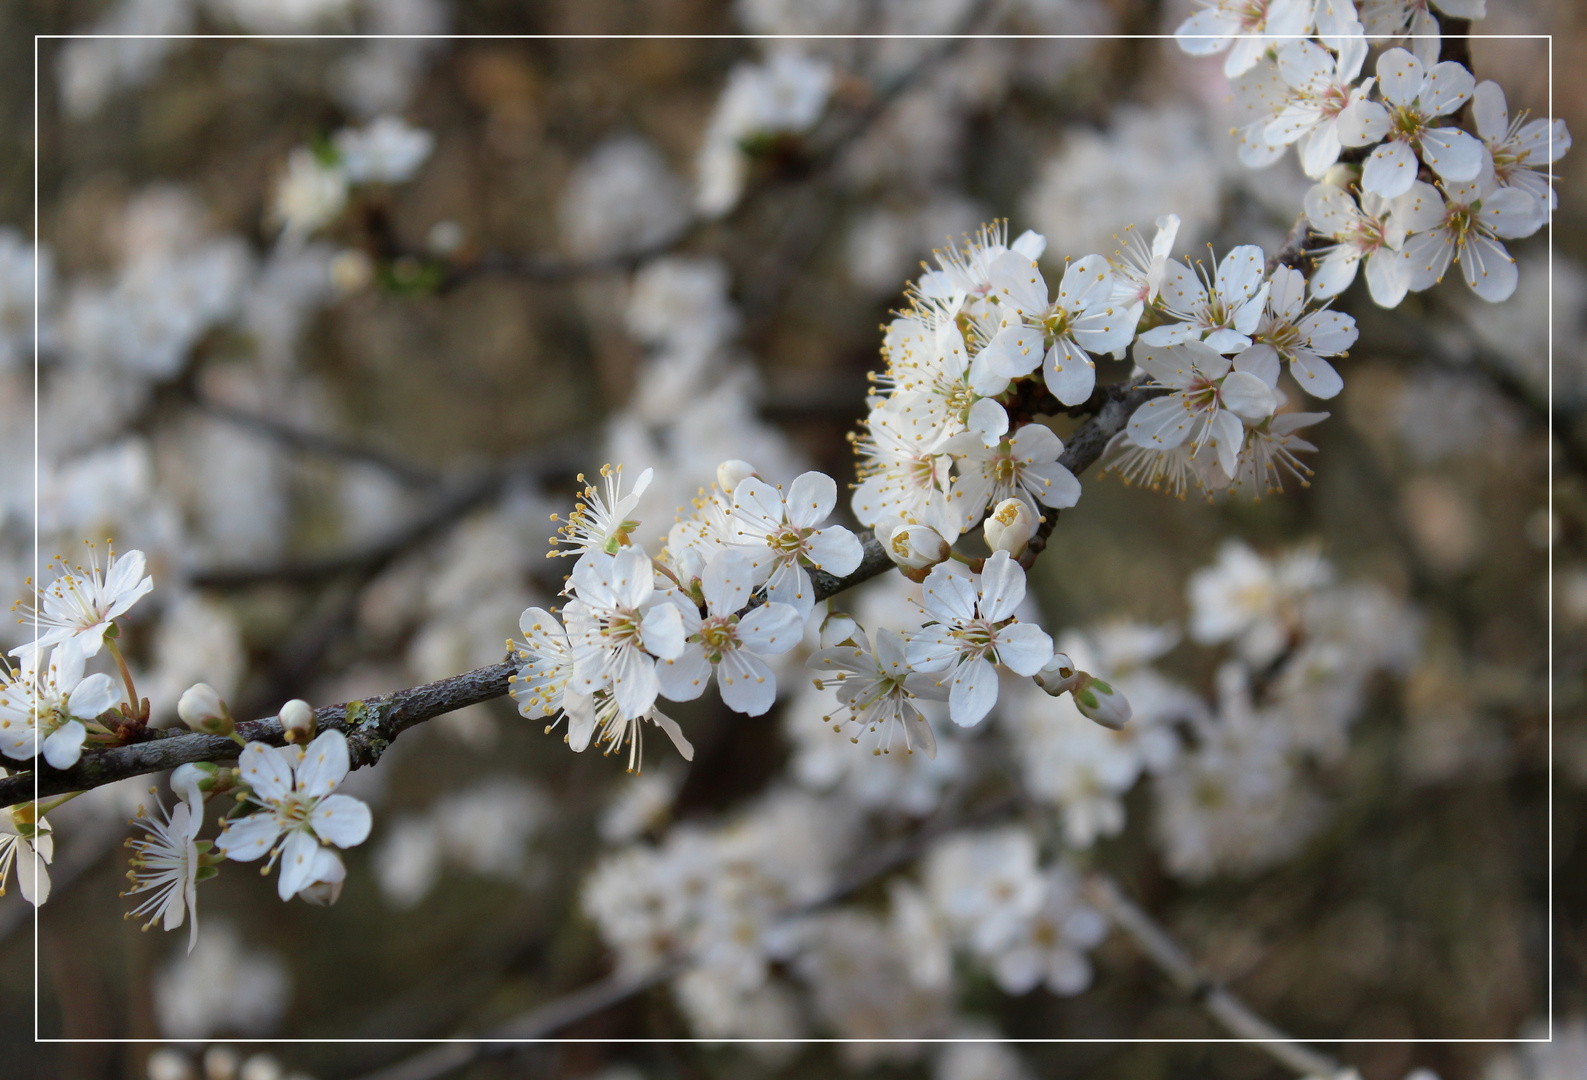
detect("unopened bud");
top-left (1320, 162), bottom-right (1358, 190)
top-left (885, 524), bottom-right (951, 572)
top-left (983, 498), bottom-right (1035, 556)
top-left (717, 459), bottom-right (758, 494)
top-left (177, 683), bottom-right (232, 736)
top-left (820, 611), bottom-right (860, 648)
top-left (1033, 652), bottom-right (1079, 696)
top-left (279, 699), bottom-right (316, 744)
top-left (1071, 672), bottom-right (1132, 730)
top-left (296, 848), bottom-right (346, 907)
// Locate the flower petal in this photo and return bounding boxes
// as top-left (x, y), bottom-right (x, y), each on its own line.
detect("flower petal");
top-left (785, 471), bottom-right (837, 529)
top-left (311, 793), bottom-right (372, 848)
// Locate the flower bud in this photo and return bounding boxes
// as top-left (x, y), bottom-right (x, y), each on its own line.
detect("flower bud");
top-left (983, 498), bottom-right (1035, 556)
top-left (885, 524), bottom-right (951, 573)
top-left (717, 459), bottom-right (759, 495)
top-left (820, 610), bottom-right (860, 648)
top-left (177, 683), bottom-right (233, 736)
top-left (296, 848), bottom-right (347, 907)
top-left (279, 698), bottom-right (316, 744)
top-left (1321, 162), bottom-right (1358, 190)
top-left (1033, 651), bottom-right (1079, 696)
top-left (1071, 672), bottom-right (1132, 730)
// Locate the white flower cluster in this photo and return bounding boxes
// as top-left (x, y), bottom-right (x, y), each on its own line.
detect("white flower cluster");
top-left (1192, 0), bottom-right (1568, 306)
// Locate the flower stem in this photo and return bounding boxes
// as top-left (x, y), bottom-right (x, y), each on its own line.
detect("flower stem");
top-left (35, 790), bottom-right (83, 815)
top-left (104, 632), bottom-right (139, 714)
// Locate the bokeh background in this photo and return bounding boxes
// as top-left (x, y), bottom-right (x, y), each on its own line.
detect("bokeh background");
top-left (0, 1), bottom-right (1583, 1079)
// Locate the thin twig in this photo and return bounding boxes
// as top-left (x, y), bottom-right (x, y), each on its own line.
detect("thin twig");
top-left (1266, 211), bottom-right (1312, 276)
top-left (1083, 873), bottom-right (1348, 1079)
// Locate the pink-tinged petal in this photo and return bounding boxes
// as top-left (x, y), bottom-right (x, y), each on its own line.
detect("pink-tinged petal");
top-left (1221, 371), bottom-right (1277, 421)
top-left (948, 656), bottom-right (1000, 727)
top-left (737, 602), bottom-right (804, 655)
top-left (238, 741), bottom-right (293, 803)
top-left (988, 250), bottom-right (1049, 315)
top-left (640, 602), bottom-right (686, 661)
top-left (717, 649), bottom-right (777, 716)
top-left (981, 321), bottom-right (1045, 379)
top-left (1174, 8), bottom-right (1237, 55)
top-left (1057, 254), bottom-right (1113, 312)
top-left (785, 471), bottom-right (837, 529)
top-left (310, 793), bottom-right (372, 848)
top-left (1419, 127), bottom-right (1485, 183)
top-left (805, 525), bottom-right (863, 576)
top-left (702, 550), bottom-right (754, 616)
top-left (609, 547), bottom-right (655, 610)
top-left (42, 721), bottom-right (86, 770)
top-left (977, 550), bottom-right (1027, 623)
top-left (1288, 350), bottom-right (1345, 399)
top-left (1375, 48), bottom-right (1423, 108)
top-left (1479, 187), bottom-right (1546, 240)
top-left (995, 621), bottom-right (1054, 676)
top-left (214, 813), bottom-right (281, 862)
top-left (1420, 61), bottom-right (1474, 117)
top-left (1462, 233), bottom-right (1519, 303)
top-left (1010, 421), bottom-right (1064, 463)
top-left (656, 644), bottom-right (713, 702)
top-left (1471, 79), bottom-right (1507, 140)
top-left (1362, 140), bottom-right (1420, 199)
top-left (1336, 99), bottom-right (1391, 147)
top-left (1209, 410), bottom-right (1245, 479)
top-left (294, 729), bottom-right (350, 799)
top-left (1363, 249), bottom-right (1409, 307)
top-left (1044, 339), bottom-right (1096, 407)
top-left (1233, 343), bottom-right (1281, 387)
top-left (648, 710), bottom-right (694, 761)
top-left (1310, 248), bottom-right (1362, 300)
top-left (276, 831), bottom-right (321, 901)
top-left (1127, 396), bottom-right (1196, 451)
top-left (610, 645), bottom-right (660, 719)
top-left (1023, 461), bottom-right (1081, 510)
top-left (1298, 309), bottom-right (1359, 355)
top-left (1400, 229), bottom-right (1455, 291)
top-left (921, 564), bottom-right (979, 624)
top-left (730, 477), bottom-right (787, 538)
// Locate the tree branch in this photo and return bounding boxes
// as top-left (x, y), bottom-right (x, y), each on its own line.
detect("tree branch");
top-left (0, 370), bottom-right (1151, 810)
top-left (1082, 873), bottom-right (1349, 1079)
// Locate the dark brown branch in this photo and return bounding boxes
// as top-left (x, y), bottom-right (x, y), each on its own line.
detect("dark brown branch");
top-left (1266, 211), bottom-right (1312, 276)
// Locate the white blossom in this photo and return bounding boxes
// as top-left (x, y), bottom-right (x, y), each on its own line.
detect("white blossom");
top-left (1142, 245), bottom-right (1270, 355)
top-left (1107, 214), bottom-right (1180, 325)
top-left (1471, 80), bottom-right (1571, 214)
top-left (1241, 265), bottom-right (1358, 399)
top-left (0, 811), bottom-right (52, 905)
top-left (906, 552), bottom-right (1055, 727)
top-left (728, 472), bottom-right (863, 618)
top-left (11, 545), bottom-right (153, 658)
top-left (1188, 540), bottom-right (1332, 665)
top-left (1395, 179), bottom-right (1545, 303)
top-left (1266, 37), bottom-right (1371, 178)
top-left (1359, 0), bottom-right (1486, 67)
top-left (657, 550), bottom-right (803, 716)
top-left (333, 116), bottom-right (434, 184)
top-left (1127, 340), bottom-right (1278, 479)
top-left (924, 828), bottom-right (1045, 955)
top-left (808, 624), bottom-right (948, 757)
top-left (214, 730), bottom-right (373, 901)
top-left (563, 547), bottom-right (686, 719)
top-left (983, 864), bottom-right (1109, 997)
top-left (945, 423), bottom-right (1082, 535)
top-left (1337, 49), bottom-right (1484, 199)
top-left (851, 407), bottom-right (958, 542)
top-left (1304, 183), bottom-right (1411, 307)
top-left (0, 639), bottom-right (119, 769)
top-left (550, 464), bottom-right (654, 558)
top-left (123, 789), bottom-right (205, 952)
top-left (1174, 0), bottom-right (1313, 78)
top-left (697, 50), bottom-right (833, 217)
top-left (271, 147), bottom-right (348, 240)
top-left (980, 252), bottom-right (1135, 406)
